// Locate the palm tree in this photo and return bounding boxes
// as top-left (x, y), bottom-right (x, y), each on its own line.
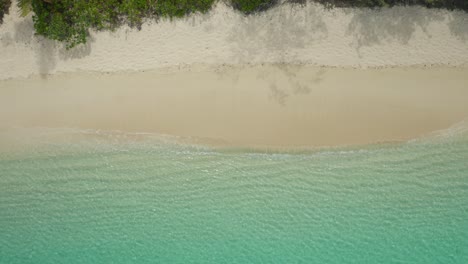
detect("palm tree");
top-left (17, 0), bottom-right (53, 17)
top-left (17, 0), bottom-right (32, 17)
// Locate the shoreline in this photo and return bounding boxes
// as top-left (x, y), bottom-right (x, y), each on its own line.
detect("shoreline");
top-left (1, 2), bottom-right (467, 149)
top-left (1, 64), bottom-right (467, 148)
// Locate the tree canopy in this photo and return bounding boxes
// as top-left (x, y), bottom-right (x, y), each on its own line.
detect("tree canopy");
top-left (1, 0), bottom-right (467, 48)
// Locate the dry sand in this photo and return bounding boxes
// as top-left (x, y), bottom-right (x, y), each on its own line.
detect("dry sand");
top-left (1, 65), bottom-right (467, 148)
top-left (1, 1), bottom-right (468, 80)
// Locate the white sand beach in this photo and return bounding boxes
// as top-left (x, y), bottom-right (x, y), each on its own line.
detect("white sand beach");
top-left (1, 1), bottom-right (468, 148)
top-left (1, 1), bottom-right (468, 80)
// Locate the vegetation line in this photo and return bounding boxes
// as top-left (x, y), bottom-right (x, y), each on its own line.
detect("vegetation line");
top-left (0, 0), bottom-right (11, 23)
top-left (1, 0), bottom-right (467, 48)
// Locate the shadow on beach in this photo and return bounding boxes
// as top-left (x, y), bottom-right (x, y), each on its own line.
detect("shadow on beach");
top-left (0, 0), bottom-right (467, 79)
top-left (1, 17), bottom-right (92, 78)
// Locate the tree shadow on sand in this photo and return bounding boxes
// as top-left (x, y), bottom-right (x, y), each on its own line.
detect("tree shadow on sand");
top-left (447, 10), bottom-right (468, 41)
top-left (1, 17), bottom-right (92, 78)
top-left (346, 5), bottom-right (468, 52)
top-left (226, 2), bottom-right (328, 105)
top-left (227, 2), bottom-right (328, 64)
top-left (258, 64), bottom-right (326, 106)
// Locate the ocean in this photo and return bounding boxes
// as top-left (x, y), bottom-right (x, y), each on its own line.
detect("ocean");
top-left (1, 124), bottom-right (467, 263)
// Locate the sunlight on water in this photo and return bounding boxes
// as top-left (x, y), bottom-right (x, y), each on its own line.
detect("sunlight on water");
top-left (1, 126), bottom-right (467, 263)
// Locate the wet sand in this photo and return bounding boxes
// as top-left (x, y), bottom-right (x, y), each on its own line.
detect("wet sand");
top-left (1, 65), bottom-right (468, 148)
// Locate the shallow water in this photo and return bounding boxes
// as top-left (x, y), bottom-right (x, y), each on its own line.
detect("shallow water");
top-left (1, 126), bottom-right (467, 263)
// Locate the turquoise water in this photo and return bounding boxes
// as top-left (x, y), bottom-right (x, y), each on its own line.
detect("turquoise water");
top-left (1, 126), bottom-right (467, 263)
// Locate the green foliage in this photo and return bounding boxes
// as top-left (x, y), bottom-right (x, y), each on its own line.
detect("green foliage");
top-left (155, 0), bottom-right (215, 18)
top-left (30, 0), bottom-right (216, 48)
top-left (119, 0), bottom-right (155, 27)
top-left (0, 0), bottom-right (11, 24)
top-left (421, 0), bottom-right (468, 10)
top-left (32, 0), bottom-right (121, 48)
top-left (117, 0), bottom-right (215, 27)
top-left (229, 0), bottom-right (278, 14)
top-left (8, 0), bottom-right (468, 48)
top-left (17, 0), bottom-right (32, 17)
top-left (354, 0), bottom-right (388, 7)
